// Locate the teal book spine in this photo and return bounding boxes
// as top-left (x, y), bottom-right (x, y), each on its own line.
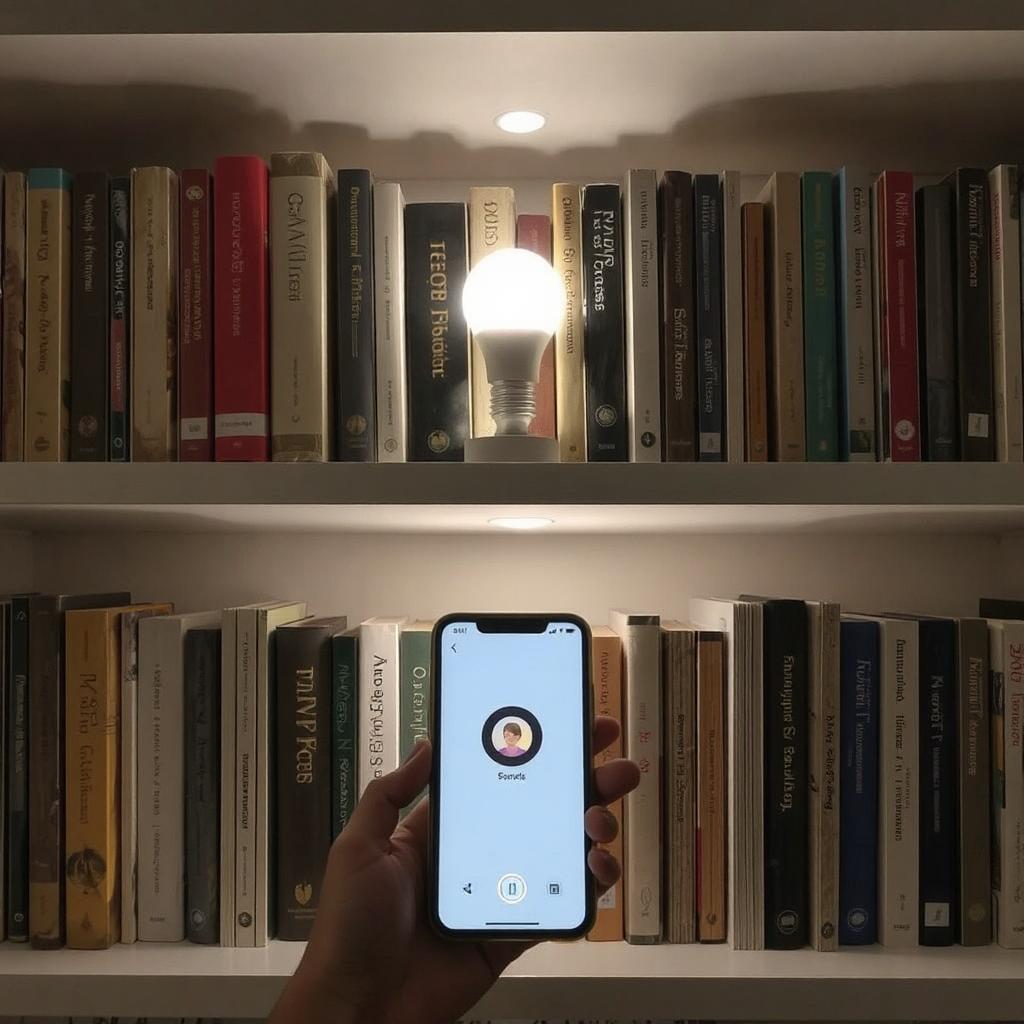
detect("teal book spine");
top-left (801, 172), bottom-right (839, 460)
top-left (399, 626), bottom-right (431, 815)
top-left (331, 632), bottom-right (358, 838)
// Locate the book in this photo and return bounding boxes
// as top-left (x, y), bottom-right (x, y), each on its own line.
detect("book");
top-left (807, 600), bottom-right (840, 950)
top-left (213, 155), bottom-right (270, 462)
top-left (0, 600), bottom-right (6, 940)
top-left (721, 171), bottom-right (744, 463)
top-left (2, 171), bottom-right (27, 461)
top-left (270, 152), bottom-right (334, 462)
top-left (838, 617), bottom-right (879, 945)
top-left (741, 202), bottom-right (768, 461)
top-left (516, 213), bottom-right (556, 439)
top-left (25, 169), bottom-right (72, 462)
top-left (988, 164), bottom-right (1023, 462)
top-left (696, 628), bottom-right (726, 942)
top-left (552, 182), bottom-right (586, 462)
top-left (336, 169), bottom-right (376, 461)
top-left (138, 610), bottom-right (219, 941)
top-left (468, 186), bottom-right (516, 438)
top-left (108, 176), bottom-right (131, 461)
top-left (373, 182), bottom-right (408, 462)
top-left (582, 184), bottom-right (627, 462)
top-left (587, 626), bottom-right (624, 942)
top-left (623, 169), bottom-right (661, 462)
top-left (915, 183), bottom-right (958, 461)
top-left (5, 596), bottom-right (30, 940)
top-left (331, 629), bottom-right (358, 839)
top-left (359, 616), bottom-right (407, 794)
top-left (658, 172), bottom-right (696, 462)
top-left (945, 168), bottom-right (994, 461)
top-left (219, 604), bottom-right (240, 945)
top-left (834, 168), bottom-right (877, 461)
top-left (29, 591), bottom-right (129, 949)
top-left (179, 169), bottom-right (214, 462)
top-left (609, 609), bottom-right (661, 943)
top-left (276, 616), bottom-right (347, 940)
top-left (398, 620), bottom-right (432, 798)
top-left (661, 622), bottom-right (696, 943)
top-left (404, 203), bottom-right (470, 461)
top-left (695, 174), bottom-right (724, 462)
top-left (185, 626), bottom-right (221, 945)
top-left (956, 617), bottom-right (991, 945)
top-left (801, 172), bottom-right (839, 461)
top-left (757, 172), bottom-right (805, 460)
top-left (130, 166), bottom-right (178, 462)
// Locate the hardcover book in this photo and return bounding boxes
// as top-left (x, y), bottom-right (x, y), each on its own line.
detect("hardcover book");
top-left (721, 171), bottom-right (744, 463)
top-left (552, 183), bottom-right (586, 461)
top-left (741, 202), bottom-right (769, 461)
top-left (696, 629), bottom-right (726, 942)
top-left (331, 629), bottom-right (358, 839)
top-left (359, 617), bottom-right (408, 793)
top-left (695, 174), bottom-right (724, 462)
top-left (5, 596), bottom-right (30, 940)
top-left (516, 213), bottom-right (555, 439)
top-left (2, 172), bottom-right (27, 461)
top-left (398, 620), bottom-right (432, 797)
top-left (108, 176), bottom-right (131, 461)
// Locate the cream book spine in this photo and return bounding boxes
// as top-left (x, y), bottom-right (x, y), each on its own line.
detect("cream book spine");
top-left (358, 616), bottom-right (408, 794)
top-left (721, 170), bottom-right (745, 463)
top-left (552, 182), bottom-right (586, 461)
top-left (373, 183), bottom-right (407, 462)
top-left (3, 171), bottom-right (27, 460)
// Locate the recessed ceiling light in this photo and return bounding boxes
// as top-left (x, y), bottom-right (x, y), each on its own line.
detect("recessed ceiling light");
top-left (488, 516), bottom-right (555, 531)
top-left (495, 110), bottom-right (546, 135)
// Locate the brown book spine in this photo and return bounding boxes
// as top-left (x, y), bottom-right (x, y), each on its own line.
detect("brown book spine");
top-left (742, 203), bottom-right (769, 461)
top-left (3, 171), bottom-right (27, 460)
top-left (696, 631), bottom-right (726, 941)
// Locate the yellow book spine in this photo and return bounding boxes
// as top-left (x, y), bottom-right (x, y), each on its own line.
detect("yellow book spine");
top-left (552, 183), bottom-right (586, 461)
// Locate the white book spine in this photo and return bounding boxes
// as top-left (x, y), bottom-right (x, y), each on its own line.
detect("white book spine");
top-left (721, 170), bottom-right (744, 463)
top-left (878, 617), bottom-right (918, 946)
top-left (358, 618), bottom-right (404, 794)
top-left (374, 183), bottom-right (408, 462)
top-left (989, 165), bottom-right (1023, 463)
top-left (234, 607), bottom-right (258, 947)
top-left (219, 608), bottom-right (237, 946)
top-left (623, 169), bottom-right (661, 462)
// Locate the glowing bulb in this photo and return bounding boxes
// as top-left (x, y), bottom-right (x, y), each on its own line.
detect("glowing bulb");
top-left (496, 111), bottom-right (546, 134)
top-left (488, 517), bottom-right (555, 531)
top-left (462, 247), bottom-right (563, 337)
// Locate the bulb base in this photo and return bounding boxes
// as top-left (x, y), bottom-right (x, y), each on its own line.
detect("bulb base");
top-left (464, 434), bottom-right (559, 464)
top-left (490, 379), bottom-right (536, 435)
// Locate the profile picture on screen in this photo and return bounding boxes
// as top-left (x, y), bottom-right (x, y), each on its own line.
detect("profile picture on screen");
top-left (482, 705), bottom-right (543, 766)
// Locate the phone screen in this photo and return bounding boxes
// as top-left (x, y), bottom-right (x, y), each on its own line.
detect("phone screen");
top-left (434, 618), bottom-right (590, 934)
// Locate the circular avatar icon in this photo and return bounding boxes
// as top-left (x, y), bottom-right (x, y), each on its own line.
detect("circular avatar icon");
top-left (482, 705), bottom-right (543, 766)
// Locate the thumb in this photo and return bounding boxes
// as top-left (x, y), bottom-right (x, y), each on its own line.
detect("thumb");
top-left (347, 739), bottom-right (432, 848)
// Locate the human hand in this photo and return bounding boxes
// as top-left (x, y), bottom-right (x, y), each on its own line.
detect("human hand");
top-left (270, 716), bottom-right (640, 1024)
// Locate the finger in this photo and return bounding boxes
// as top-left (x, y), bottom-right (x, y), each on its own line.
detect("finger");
top-left (593, 757), bottom-right (641, 805)
top-left (592, 715), bottom-right (619, 757)
top-left (588, 846), bottom-right (621, 893)
top-left (395, 792), bottom-right (430, 849)
top-left (346, 739), bottom-right (432, 848)
top-left (584, 805), bottom-right (618, 844)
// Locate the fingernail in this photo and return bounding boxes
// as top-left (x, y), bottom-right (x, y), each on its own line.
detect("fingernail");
top-left (403, 737), bottom-right (430, 764)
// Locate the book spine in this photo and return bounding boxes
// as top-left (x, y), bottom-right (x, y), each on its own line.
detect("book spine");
top-left (358, 622), bottom-right (402, 793)
top-left (270, 153), bottom-right (332, 462)
top-left (218, 609), bottom-right (237, 945)
top-left (70, 172), bottom-right (109, 461)
top-left (373, 183), bottom-right (407, 462)
top-left (915, 185), bottom-right (958, 461)
top-left (2, 172), bottom-right (27, 461)
top-left (834, 169), bottom-right (877, 461)
top-left (721, 171), bottom-right (744, 463)
top-left (5, 596), bottom-right (29, 940)
top-left (870, 182), bottom-right (889, 460)
top-left (696, 631), bottom-right (725, 942)
top-left (582, 184), bottom-right (627, 462)
top-left (185, 627), bottom-right (220, 944)
top-left (234, 607), bottom-right (257, 946)
top-left (801, 172), bottom-right (839, 461)
top-left (838, 620), bottom-right (879, 945)
top-left (276, 626), bottom-right (332, 940)
top-left (623, 169), bottom-right (661, 462)
top-left (178, 169), bottom-right (213, 462)
top-left (741, 203), bottom-right (769, 461)
top-left (25, 169), bottom-right (72, 462)
top-left (331, 633), bottom-right (357, 838)
top-left (398, 628), bottom-right (431, 777)
top-left (0, 602), bottom-right (5, 939)
top-left (213, 155), bottom-right (270, 462)
top-left (516, 213), bottom-right (556, 439)
top-left (65, 609), bottom-right (119, 948)
top-left (552, 183), bottom-right (586, 461)
top-left (957, 618), bottom-right (991, 945)
top-left (468, 187), bottom-right (516, 439)
top-left (336, 169), bottom-right (376, 461)
top-left (989, 165), bottom-right (1023, 462)
top-left (658, 172), bottom-right (696, 461)
top-left (109, 177), bottom-right (131, 461)
top-left (404, 203), bottom-right (470, 461)
top-left (131, 167), bottom-right (178, 462)
top-left (694, 175), bottom-right (724, 462)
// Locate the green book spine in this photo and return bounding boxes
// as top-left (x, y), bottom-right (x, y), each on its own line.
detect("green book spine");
top-left (331, 632), bottom-right (358, 838)
top-left (801, 172), bottom-right (839, 460)
top-left (399, 626), bottom-right (431, 816)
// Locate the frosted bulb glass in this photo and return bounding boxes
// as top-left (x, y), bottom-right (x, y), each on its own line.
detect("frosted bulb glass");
top-left (462, 247), bottom-right (564, 336)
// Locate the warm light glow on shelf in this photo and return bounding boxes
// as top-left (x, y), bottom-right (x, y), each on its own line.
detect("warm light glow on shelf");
top-left (495, 110), bottom-right (546, 134)
top-left (488, 516), bottom-right (555, 530)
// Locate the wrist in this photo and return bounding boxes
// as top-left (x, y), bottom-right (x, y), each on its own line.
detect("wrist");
top-left (270, 960), bottom-right (358, 1024)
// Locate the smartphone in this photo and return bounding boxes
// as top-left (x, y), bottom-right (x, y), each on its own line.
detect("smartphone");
top-left (429, 612), bottom-right (594, 939)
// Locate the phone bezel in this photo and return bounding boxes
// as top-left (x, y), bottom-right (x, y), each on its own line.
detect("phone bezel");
top-left (427, 611), bottom-right (596, 941)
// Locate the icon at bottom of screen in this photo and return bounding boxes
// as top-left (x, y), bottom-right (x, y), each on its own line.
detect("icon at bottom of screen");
top-left (497, 873), bottom-right (527, 904)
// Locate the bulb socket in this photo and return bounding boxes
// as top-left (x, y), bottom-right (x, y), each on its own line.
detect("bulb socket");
top-left (490, 379), bottom-right (537, 436)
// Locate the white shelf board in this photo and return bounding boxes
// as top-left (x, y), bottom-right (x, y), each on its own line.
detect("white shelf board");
top-left (0, 939), bottom-right (1022, 1018)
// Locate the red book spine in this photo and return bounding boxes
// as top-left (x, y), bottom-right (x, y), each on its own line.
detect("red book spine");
top-left (516, 213), bottom-right (556, 439)
top-left (213, 155), bottom-right (270, 461)
top-left (879, 171), bottom-right (921, 461)
top-left (179, 170), bottom-right (213, 461)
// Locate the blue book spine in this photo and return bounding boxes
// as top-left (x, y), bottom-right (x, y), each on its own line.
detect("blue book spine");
top-left (694, 175), bottom-right (723, 461)
top-left (839, 619), bottom-right (879, 945)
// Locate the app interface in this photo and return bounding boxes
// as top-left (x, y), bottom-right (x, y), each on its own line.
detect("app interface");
top-left (437, 621), bottom-right (587, 931)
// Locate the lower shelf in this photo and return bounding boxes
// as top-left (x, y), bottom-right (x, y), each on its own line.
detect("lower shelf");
top-left (0, 940), bottom-right (1022, 1019)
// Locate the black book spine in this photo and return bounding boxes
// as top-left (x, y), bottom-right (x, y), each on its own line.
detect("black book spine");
top-left (404, 203), bottom-right (469, 461)
top-left (947, 168), bottom-right (994, 460)
top-left (5, 596), bottom-right (29, 941)
top-left (71, 172), bottom-right (110, 461)
top-left (185, 626), bottom-right (221, 944)
top-left (109, 177), bottom-right (130, 462)
top-left (695, 174), bottom-right (724, 462)
top-left (582, 183), bottom-right (627, 461)
top-left (763, 598), bottom-right (809, 949)
top-left (336, 170), bottom-right (376, 461)
top-left (332, 631), bottom-right (358, 839)
top-left (915, 185), bottom-right (958, 461)
top-left (918, 619), bottom-right (957, 945)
